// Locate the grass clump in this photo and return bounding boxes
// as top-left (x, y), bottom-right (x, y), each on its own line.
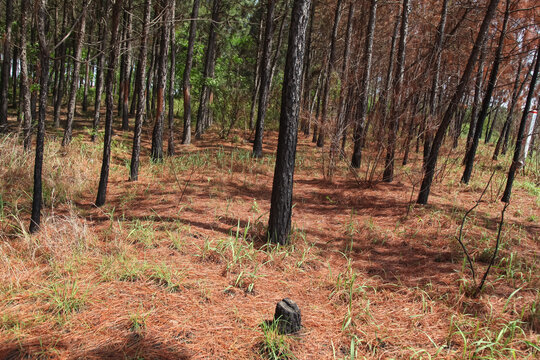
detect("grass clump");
top-left (258, 320), bottom-right (296, 360)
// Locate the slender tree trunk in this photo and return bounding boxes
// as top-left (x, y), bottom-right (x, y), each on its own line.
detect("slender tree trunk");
top-left (92, 4), bottom-right (107, 141)
top-left (493, 60), bottom-right (524, 159)
top-left (316, 0), bottom-right (342, 148)
top-left (182, 0), bottom-right (200, 145)
top-left (53, 0), bottom-right (69, 128)
top-left (351, 0), bottom-right (378, 168)
top-left (253, 0), bottom-right (276, 158)
top-left (502, 46), bottom-right (539, 203)
top-left (30, 0), bottom-right (50, 233)
top-left (151, 0), bottom-right (171, 161)
top-left (383, 0), bottom-right (410, 182)
top-left (21, 0), bottom-right (33, 151)
top-left (329, 0), bottom-right (355, 175)
top-left (0, 0), bottom-right (13, 131)
top-left (62, 4), bottom-right (88, 146)
top-left (423, 0), bottom-right (448, 168)
top-left (300, 0), bottom-right (316, 134)
top-left (11, 38), bottom-right (18, 109)
top-left (167, 0), bottom-right (176, 156)
top-left (96, 0), bottom-right (123, 207)
top-left (195, 0), bottom-right (221, 139)
top-left (121, 0), bottom-right (132, 131)
top-left (462, 0), bottom-right (509, 184)
top-left (465, 45), bottom-right (487, 155)
top-left (130, 0), bottom-right (151, 181)
top-left (249, 5), bottom-right (265, 131)
top-left (268, 0), bottom-right (311, 245)
top-left (418, 0), bottom-right (500, 205)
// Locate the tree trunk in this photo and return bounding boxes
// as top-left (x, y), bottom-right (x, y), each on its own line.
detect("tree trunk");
top-left (316, 0), bottom-right (342, 148)
top-left (195, 0), bottom-right (221, 139)
top-left (417, 0), bottom-right (501, 205)
top-left (120, 0), bottom-right (132, 131)
top-left (150, 0), bottom-right (172, 162)
top-left (461, 0), bottom-right (509, 184)
top-left (351, 0), bottom-right (378, 168)
top-left (423, 0), bottom-right (448, 168)
top-left (464, 45), bottom-right (487, 155)
top-left (383, 0), bottom-right (410, 182)
top-left (30, 0), bottom-right (50, 233)
top-left (96, 0), bottom-right (123, 206)
top-left (252, 0), bottom-right (276, 158)
top-left (0, 0), bottom-right (13, 131)
top-left (167, 0), bottom-right (176, 156)
top-left (328, 0), bottom-right (355, 176)
top-left (493, 60), bottom-right (524, 160)
top-left (62, 3), bottom-right (88, 146)
top-left (248, 4), bottom-right (265, 131)
top-left (181, 0), bottom-right (200, 145)
top-left (20, 0), bottom-right (33, 151)
top-left (501, 47), bottom-right (539, 203)
top-left (53, 0), bottom-right (69, 128)
top-left (91, 3), bottom-right (107, 141)
top-left (130, 0), bottom-right (151, 181)
top-left (268, 0), bottom-right (311, 245)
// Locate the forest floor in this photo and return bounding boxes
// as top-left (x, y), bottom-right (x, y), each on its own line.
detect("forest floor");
top-left (0, 111), bottom-right (539, 359)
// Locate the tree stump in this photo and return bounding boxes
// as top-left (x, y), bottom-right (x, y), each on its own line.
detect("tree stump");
top-left (274, 298), bottom-right (301, 334)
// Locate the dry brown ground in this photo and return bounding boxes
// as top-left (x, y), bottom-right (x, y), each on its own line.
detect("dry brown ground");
top-left (0, 112), bottom-right (539, 359)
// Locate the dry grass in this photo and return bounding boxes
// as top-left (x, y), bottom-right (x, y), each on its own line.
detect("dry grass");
top-left (0, 124), bottom-right (539, 359)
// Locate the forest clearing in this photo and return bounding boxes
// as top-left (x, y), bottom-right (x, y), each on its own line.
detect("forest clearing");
top-left (0, 0), bottom-right (539, 358)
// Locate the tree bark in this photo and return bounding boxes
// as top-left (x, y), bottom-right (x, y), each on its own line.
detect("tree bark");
top-left (417, 0), bottom-right (501, 205)
top-left (96, 0), bottom-right (123, 206)
top-left (181, 0), bottom-right (200, 145)
top-left (252, 0), bottom-right (276, 158)
top-left (267, 0), bottom-right (311, 245)
top-left (195, 0), bottom-right (221, 139)
top-left (91, 2), bottom-right (107, 141)
top-left (461, 0), bottom-right (509, 184)
top-left (351, 0), bottom-right (378, 168)
top-left (0, 0), bottom-right (13, 131)
top-left (62, 3), bottom-right (88, 146)
top-left (20, 0), bottom-right (33, 151)
top-left (130, 0), bottom-right (152, 181)
top-left (316, 0), bottom-right (342, 148)
top-left (167, 0), bottom-right (176, 156)
top-left (501, 46), bottom-right (539, 203)
top-left (30, 0), bottom-right (50, 233)
top-left (151, 0), bottom-right (172, 162)
top-left (383, 0), bottom-right (410, 182)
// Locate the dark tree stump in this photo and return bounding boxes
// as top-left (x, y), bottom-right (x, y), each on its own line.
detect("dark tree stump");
top-left (274, 298), bottom-right (301, 334)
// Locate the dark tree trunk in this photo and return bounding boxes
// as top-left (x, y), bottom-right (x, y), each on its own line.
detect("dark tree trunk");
top-left (465, 45), bottom-right (487, 155)
top-left (501, 47), bottom-right (539, 203)
top-left (267, 0), bottom-right (311, 245)
top-left (195, 0), bottom-right (221, 139)
top-left (91, 3), bottom-right (107, 141)
top-left (316, 0), bottom-right (342, 148)
top-left (461, 0), bottom-right (509, 184)
top-left (417, 0), bottom-right (500, 205)
top-left (96, 0), bottom-right (123, 207)
top-left (53, 0), bottom-right (69, 128)
top-left (351, 0), bottom-right (378, 168)
top-left (130, 0), bottom-right (151, 181)
top-left (423, 0), bottom-right (448, 168)
top-left (30, 0), bottom-right (50, 233)
top-left (21, 0), bottom-right (33, 151)
top-left (249, 4), bottom-right (265, 131)
top-left (329, 0), bottom-right (355, 175)
top-left (252, 0), bottom-right (276, 158)
top-left (181, 0), bottom-right (200, 145)
top-left (151, 0), bottom-right (172, 162)
top-left (493, 60), bottom-right (524, 160)
top-left (383, 0), bottom-right (410, 182)
top-left (121, 0), bottom-right (132, 131)
top-left (62, 3), bottom-right (88, 146)
top-left (0, 0), bottom-right (13, 131)
top-left (11, 38), bottom-right (18, 109)
top-left (167, 0), bottom-right (176, 156)
top-left (300, 0), bottom-right (316, 134)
